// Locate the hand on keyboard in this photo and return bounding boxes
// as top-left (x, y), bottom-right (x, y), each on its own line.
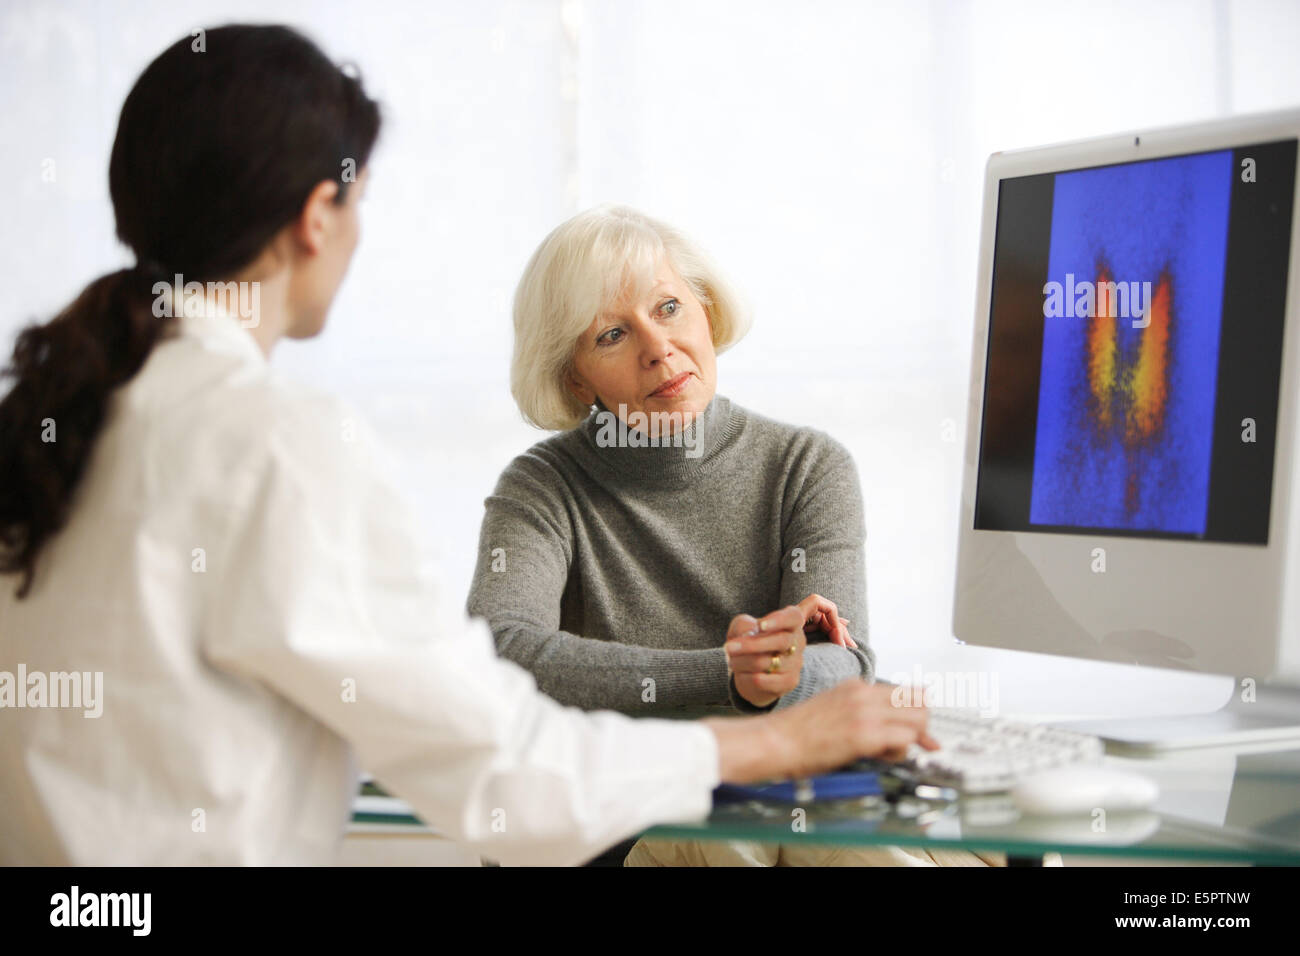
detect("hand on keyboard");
top-left (759, 680), bottom-right (941, 780)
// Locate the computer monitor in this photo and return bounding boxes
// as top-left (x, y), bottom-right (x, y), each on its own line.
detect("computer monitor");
top-left (954, 108), bottom-right (1300, 751)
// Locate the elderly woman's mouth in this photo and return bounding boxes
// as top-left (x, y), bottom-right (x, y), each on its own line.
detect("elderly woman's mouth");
top-left (649, 372), bottom-right (692, 398)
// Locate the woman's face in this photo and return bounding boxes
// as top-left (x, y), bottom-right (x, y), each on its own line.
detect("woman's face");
top-left (568, 257), bottom-right (718, 429)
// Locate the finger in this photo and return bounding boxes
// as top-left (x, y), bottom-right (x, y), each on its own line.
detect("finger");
top-left (755, 605), bottom-right (804, 635)
top-left (727, 614), bottom-right (760, 639)
top-left (795, 593), bottom-right (820, 621)
top-left (730, 644), bottom-right (804, 668)
top-left (878, 713), bottom-right (930, 741)
top-left (868, 724), bottom-right (925, 761)
top-left (798, 594), bottom-right (841, 636)
top-left (805, 602), bottom-right (854, 650)
top-left (818, 601), bottom-right (842, 640)
top-left (802, 609), bottom-right (833, 637)
top-left (827, 619), bottom-right (851, 648)
top-left (748, 670), bottom-right (799, 694)
top-left (796, 593), bottom-right (835, 625)
top-left (728, 650), bottom-right (804, 674)
top-left (725, 628), bottom-right (806, 657)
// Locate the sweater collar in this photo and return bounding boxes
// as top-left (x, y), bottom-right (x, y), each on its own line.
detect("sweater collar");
top-left (576, 392), bottom-right (745, 480)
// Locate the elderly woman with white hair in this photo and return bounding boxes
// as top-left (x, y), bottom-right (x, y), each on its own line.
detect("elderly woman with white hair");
top-left (467, 205), bottom-right (1007, 867)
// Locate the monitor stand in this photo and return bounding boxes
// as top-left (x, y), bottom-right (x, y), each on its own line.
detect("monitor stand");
top-left (1053, 680), bottom-right (1300, 755)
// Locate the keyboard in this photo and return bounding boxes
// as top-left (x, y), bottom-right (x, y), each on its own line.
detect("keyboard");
top-left (898, 708), bottom-right (1106, 794)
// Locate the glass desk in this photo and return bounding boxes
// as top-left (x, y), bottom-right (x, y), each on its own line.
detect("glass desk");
top-left (350, 746), bottom-right (1300, 864)
top-left (644, 747), bottom-right (1300, 865)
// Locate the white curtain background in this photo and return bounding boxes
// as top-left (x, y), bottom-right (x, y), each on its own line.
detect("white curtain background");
top-left (4, 0), bottom-right (1299, 715)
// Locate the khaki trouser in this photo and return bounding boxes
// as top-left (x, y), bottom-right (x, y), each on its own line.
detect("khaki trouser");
top-left (625, 838), bottom-right (1064, 867)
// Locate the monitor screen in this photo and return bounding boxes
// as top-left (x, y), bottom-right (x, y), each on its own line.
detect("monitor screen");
top-left (974, 139), bottom-right (1297, 544)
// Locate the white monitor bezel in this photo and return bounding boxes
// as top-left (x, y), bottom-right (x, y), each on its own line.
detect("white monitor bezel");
top-left (955, 108), bottom-right (1300, 679)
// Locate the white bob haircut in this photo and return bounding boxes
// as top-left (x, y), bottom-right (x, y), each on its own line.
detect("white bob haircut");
top-left (511, 204), bottom-right (751, 431)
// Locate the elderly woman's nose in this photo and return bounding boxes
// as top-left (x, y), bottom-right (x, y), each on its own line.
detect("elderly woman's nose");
top-left (639, 326), bottom-right (674, 363)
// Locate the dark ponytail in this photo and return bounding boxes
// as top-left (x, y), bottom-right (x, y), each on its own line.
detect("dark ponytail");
top-left (0, 25), bottom-right (381, 597)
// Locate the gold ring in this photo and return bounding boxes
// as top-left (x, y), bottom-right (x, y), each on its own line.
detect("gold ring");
top-left (785, 643), bottom-right (797, 656)
top-left (767, 654), bottom-right (781, 674)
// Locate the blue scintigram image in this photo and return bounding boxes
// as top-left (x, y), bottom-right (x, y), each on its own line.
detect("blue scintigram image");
top-left (1029, 150), bottom-right (1233, 534)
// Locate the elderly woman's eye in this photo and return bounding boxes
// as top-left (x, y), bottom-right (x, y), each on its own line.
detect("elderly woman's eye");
top-left (598, 327), bottom-right (625, 345)
top-left (658, 298), bottom-right (680, 317)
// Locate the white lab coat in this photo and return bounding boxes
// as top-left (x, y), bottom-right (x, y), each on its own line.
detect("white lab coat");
top-left (0, 304), bottom-right (718, 866)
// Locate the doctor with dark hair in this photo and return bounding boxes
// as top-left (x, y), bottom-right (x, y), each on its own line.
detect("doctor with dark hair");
top-left (0, 24), bottom-right (937, 866)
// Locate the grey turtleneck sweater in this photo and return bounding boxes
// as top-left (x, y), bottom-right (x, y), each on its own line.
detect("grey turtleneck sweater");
top-left (465, 394), bottom-right (875, 720)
